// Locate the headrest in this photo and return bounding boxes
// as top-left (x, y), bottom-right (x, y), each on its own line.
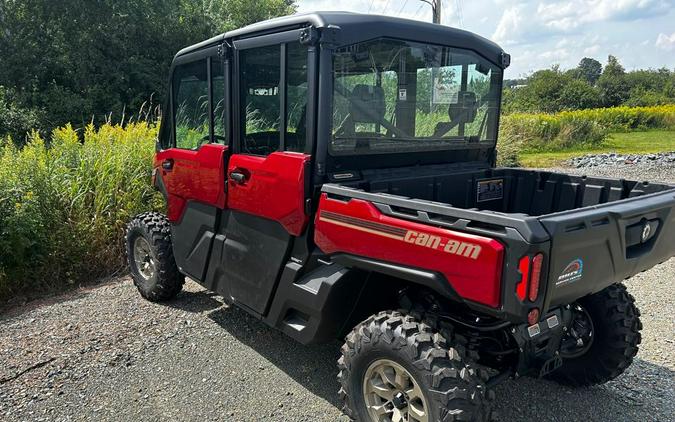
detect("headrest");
top-left (350, 85), bottom-right (385, 123)
top-left (448, 91), bottom-right (478, 123)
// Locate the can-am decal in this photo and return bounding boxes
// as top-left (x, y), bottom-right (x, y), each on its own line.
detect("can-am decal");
top-left (318, 211), bottom-right (482, 260)
top-left (556, 259), bottom-right (584, 286)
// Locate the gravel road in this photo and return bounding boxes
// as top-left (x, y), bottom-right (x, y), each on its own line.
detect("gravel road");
top-left (1, 164), bottom-right (674, 422)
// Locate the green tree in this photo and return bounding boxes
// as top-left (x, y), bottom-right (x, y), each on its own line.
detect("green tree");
top-left (603, 55), bottom-right (625, 77)
top-left (598, 55), bottom-right (629, 107)
top-left (0, 0), bottom-right (296, 142)
top-left (558, 79), bottom-right (602, 110)
top-left (0, 86), bottom-right (42, 145)
top-left (575, 57), bottom-right (603, 85)
top-left (502, 67), bottom-right (600, 113)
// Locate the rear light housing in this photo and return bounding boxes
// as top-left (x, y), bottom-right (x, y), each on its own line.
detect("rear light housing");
top-left (516, 253), bottom-right (545, 302)
top-left (516, 256), bottom-right (530, 301)
top-left (529, 253), bottom-right (544, 302)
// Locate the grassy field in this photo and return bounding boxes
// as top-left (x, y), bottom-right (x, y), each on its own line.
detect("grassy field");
top-left (520, 130), bottom-right (675, 167)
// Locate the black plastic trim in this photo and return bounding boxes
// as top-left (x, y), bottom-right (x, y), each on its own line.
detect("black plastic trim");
top-left (233, 29), bottom-right (304, 50)
top-left (331, 253), bottom-right (460, 300)
top-left (177, 13), bottom-right (507, 69)
top-left (322, 183), bottom-right (550, 243)
top-left (154, 170), bottom-right (168, 202)
top-left (279, 43), bottom-right (287, 150)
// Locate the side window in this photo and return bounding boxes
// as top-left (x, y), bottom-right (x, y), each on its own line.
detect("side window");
top-left (211, 58), bottom-right (227, 144)
top-left (173, 60), bottom-right (209, 150)
top-left (238, 42), bottom-right (309, 156)
top-left (285, 42), bottom-right (308, 153)
top-left (240, 46), bottom-right (281, 156)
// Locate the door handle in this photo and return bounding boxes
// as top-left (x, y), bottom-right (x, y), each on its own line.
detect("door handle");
top-left (162, 159), bottom-right (174, 171)
top-left (229, 171), bottom-right (247, 184)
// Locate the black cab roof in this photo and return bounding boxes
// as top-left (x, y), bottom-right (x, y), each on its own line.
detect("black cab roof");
top-left (175, 11), bottom-right (508, 68)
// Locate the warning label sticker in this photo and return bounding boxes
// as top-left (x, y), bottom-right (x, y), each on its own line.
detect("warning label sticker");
top-left (477, 179), bottom-right (504, 202)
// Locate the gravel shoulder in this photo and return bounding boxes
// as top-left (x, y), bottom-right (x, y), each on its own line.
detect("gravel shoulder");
top-left (1, 164), bottom-right (674, 422)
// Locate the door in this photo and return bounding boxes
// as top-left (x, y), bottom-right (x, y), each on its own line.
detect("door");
top-left (222, 39), bottom-right (312, 315)
top-left (156, 51), bottom-right (230, 222)
top-left (155, 46), bottom-right (231, 280)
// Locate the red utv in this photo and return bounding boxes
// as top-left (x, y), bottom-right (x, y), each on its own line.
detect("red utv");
top-left (126, 12), bottom-right (675, 421)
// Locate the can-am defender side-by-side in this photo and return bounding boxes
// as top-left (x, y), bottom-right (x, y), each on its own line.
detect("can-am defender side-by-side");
top-left (125, 12), bottom-right (675, 421)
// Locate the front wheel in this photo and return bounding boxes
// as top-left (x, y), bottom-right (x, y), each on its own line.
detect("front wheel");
top-left (549, 283), bottom-right (642, 387)
top-left (125, 212), bottom-right (184, 301)
top-left (338, 311), bottom-right (495, 422)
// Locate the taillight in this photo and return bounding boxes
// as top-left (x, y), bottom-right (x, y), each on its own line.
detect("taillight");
top-left (529, 253), bottom-right (544, 302)
top-left (516, 253), bottom-right (544, 302)
top-left (516, 256), bottom-right (530, 301)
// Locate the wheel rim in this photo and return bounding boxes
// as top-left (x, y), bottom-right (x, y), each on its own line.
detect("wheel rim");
top-left (133, 237), bottom-right (156, 281)
top-left (560, 303), bottom-right (595, 358)
top-left (363, 359), bottom-right (428, 422)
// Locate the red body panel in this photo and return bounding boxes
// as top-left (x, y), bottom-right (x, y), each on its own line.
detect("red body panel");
top-left (227, 152), bottom-right (310, 236)
top-left (154, 144), bottom-right (228, 222)
top-left (314, 194), bottom-right (505, 308)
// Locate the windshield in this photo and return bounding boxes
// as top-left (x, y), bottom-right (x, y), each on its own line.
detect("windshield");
top-left (331, 38), bottom-right (502, 155)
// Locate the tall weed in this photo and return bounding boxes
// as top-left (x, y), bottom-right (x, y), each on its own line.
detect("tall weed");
top-left (499, 105), bottom-right (675, 153)
top-left (0, 123), bottom-right (159, 300)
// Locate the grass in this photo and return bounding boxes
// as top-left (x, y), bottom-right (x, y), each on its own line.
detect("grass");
top-left (0, 123), bottom-right (160, 301)
top-left (519, 130), bottom-right (675, 167)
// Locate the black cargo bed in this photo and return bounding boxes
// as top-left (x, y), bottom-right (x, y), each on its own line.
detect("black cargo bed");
top-left (323, 165), bottom-right (675, 312)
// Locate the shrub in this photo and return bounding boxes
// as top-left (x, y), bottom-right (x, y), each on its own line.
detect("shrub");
top-left (496, 130), bottom-right (522, 167)
top-left (499, 105), bottom-right (675, 153)
top-left (500, 113), bottom-right (608, 152)
top-left (0, 123), bottom-right (160, 301)
top-left (559, 104), bottom-right (675, 131)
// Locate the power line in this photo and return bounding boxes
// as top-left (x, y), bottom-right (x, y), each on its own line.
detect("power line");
top-left (368, 0), bottom-right (375, 13)
top-left (412, 3), bottom-right (425, 19)
top-left (455, 0), bottom-right (465, 28)
top-left (397, 0), bottom-right (410, 16)
top-left (381, 0), bottom-right (392, 15)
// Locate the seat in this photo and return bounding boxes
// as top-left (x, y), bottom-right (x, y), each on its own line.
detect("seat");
top-left (433, 91), bottom-right (478, 137)
top-left (337, 84), bottom-right (386, 136)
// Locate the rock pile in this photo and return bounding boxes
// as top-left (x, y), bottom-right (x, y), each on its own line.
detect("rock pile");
top-left (568, 152), bottom-right (675, 168)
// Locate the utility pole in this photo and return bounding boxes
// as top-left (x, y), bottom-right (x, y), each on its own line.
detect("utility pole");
top-left (419, 0), bottom-right (441, 24)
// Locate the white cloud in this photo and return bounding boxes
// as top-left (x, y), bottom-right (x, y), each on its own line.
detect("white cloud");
top-left (492, 5), bottom-right (525, 45)
top-left (296, 0), bottom-right (675, 76)
top-left (492, 0), bottom-right (670, 45)
top-left (538, 0), bottom-right (669, 31)
top-left (538, 48), bottom-right (571, 61)
top-left (655, 32), bottom-right (675, 51)
top-left (583, 44), bottom-right (601, 55)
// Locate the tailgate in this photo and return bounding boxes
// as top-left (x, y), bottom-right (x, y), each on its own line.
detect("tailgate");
top-left (539, 189), bottom-right (675, 307)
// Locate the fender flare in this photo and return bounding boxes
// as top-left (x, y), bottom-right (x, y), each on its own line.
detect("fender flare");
top-left (331, 253), bottom-right (462, 303)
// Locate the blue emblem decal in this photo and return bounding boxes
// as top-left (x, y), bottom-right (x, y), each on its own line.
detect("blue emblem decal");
top-left (556, 259), bottom-right (584, 286)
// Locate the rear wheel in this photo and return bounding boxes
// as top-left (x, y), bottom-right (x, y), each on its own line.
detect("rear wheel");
top-left (549, 283), bottom-right (642, 387)
top-left (338, 311), bottom-right (495, 422)
top-left (126, 212), bottom-right (184, 301)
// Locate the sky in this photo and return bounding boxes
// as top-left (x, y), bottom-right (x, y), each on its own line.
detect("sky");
top-left (296, 0), bottom-right (675, 77)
